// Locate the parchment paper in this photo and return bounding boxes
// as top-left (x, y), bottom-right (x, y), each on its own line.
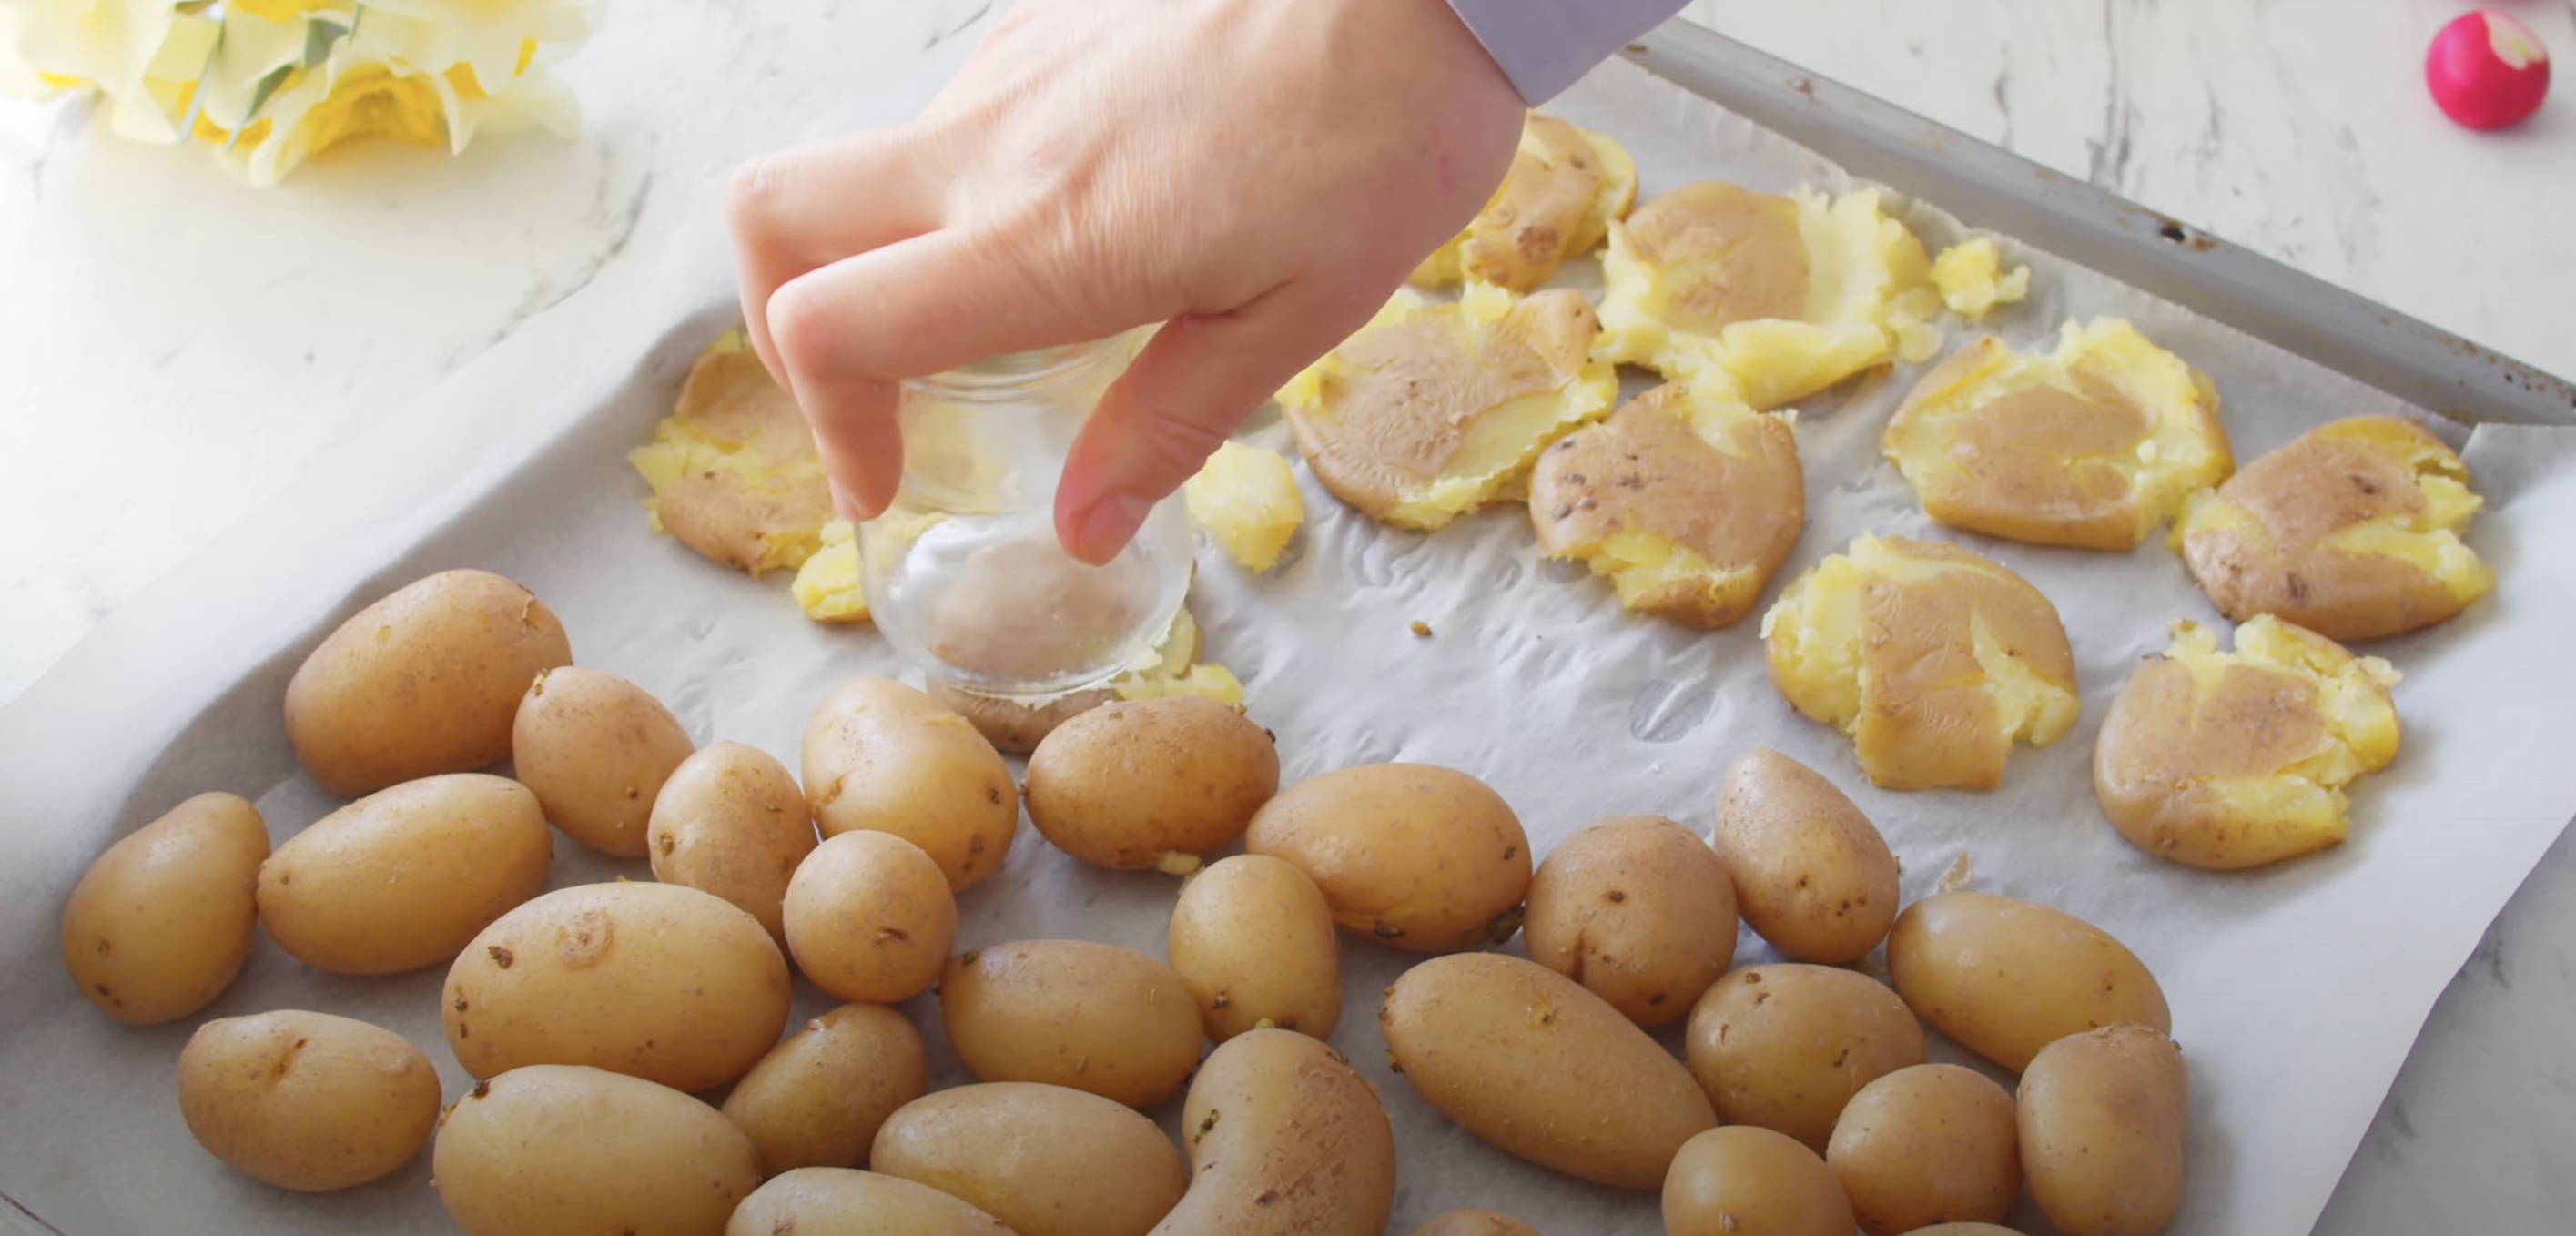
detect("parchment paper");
top-left (6, 56), bottom-right (2576, 1236)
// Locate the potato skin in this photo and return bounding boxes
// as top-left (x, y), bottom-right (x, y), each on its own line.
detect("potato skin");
top-left (649, 742), bottom-right (817, 947)
top-left (1684, 963), bottom-right (1926, 1152)
top-left (62, 792), bottom-right (269, 1025)
top-left (1382, 952), bottom-right (1716, 1190)
top-left (726, 1168), bottom-right (1012, 1236)
top-left (2017, 1024), bottom-right (2189, 1236)
top-left (1715, 749), bottom-right (1901, 963)
top-left (512, 667), bottom-right (695, 857)
top-left (1149, 1029), bottom-right (1396, 1236)
top-left (1409, 1212), bottom-right (1544, 1236)
top-left (1886, 892), bottom-right (2169, 1072)
top-left (872, 1082), bottom-right (1187, 1236)
top-left (1167, 854), bottom-right (1342, 1041)
top-left (1026, 696), bottom-right (1281, 870)
top-left (784, 831), bottom-right (958, 1005)
top-left (1523, 816), bottom-right (1737, 1028)
top-left (284, 569), bottom-right (573, 795)
top-left (176, 1010), bottom-right (441, 1192)
top-left (1246, 763), bottom-right (1532, 952)
top-left (1661, 1125), bottom-right (1857, 1236)
top-left (433, 1064), bottom-right (760, 1236)
top-left (721, 1003), bottom-right (928, 1178)
top-left (940, 940), bottom-right (1203, 1109)
top-left (801, 677), bottom-right (1019, 891)
top-left (1827, 1063), bottom-right (2020, 1236)
top-left (443, 882), bottom-right (791, 1092)
top-left (257, 774), bottom-right (551, 976)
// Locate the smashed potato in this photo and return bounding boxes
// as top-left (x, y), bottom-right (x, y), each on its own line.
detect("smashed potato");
top-left (1411, 112), bottom-right (1639, 291)
top-left (1185, 441), bottom-right (1305, 573)
top-left (2094, 615), bottom-right (2401, 869)
top-left (1928, 238), bottom-right (2031, 321)
top-left (1762, 535), bottom-right (2080, 791)
top-left (791, 519), bottom-right (867, 623)
top-left (2176, 415), bottom-right (2493, 641)
top-left (1528, 382), bottom-right (1805, 628)
top-left (628, 331), bottom-right (833, 576)
top-left (1279, 284), bottom-right (1618, 530)
top-left (1884, 319), bottom-right (2233, 551)
top-left (1597, 183), bottom-right (1942, 410)
top-left (928, 603), bottom-right (1243, 755)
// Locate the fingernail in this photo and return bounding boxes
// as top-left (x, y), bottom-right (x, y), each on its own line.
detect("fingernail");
top-left (1070, 493), bottom-right (1153, 566)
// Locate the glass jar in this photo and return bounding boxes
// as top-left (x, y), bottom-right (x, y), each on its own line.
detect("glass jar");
top-left (857, 332), bottom-right (1193, 701)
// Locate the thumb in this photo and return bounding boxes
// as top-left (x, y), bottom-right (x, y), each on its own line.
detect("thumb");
top-left (1055, 280), bottom-right (1377, 564)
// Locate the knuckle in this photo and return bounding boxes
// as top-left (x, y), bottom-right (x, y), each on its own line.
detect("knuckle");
top-left (764, 278), bottom-right (840, 375)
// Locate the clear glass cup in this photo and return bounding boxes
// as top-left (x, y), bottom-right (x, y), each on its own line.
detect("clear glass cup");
top-left (857, 332), bottom-right (1193, 701)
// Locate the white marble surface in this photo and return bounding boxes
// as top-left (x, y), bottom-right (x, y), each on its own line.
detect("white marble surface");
top-left (1, 1), bottom-right (2571, 1232)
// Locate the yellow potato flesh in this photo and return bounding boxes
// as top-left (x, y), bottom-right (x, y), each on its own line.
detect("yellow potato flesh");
top-left (1928, 238), bottom-right (2032, 321)
top-left (1184, 441), bottom-right (1305, 573)
top-left (792, 518), bottom-right (869, 623)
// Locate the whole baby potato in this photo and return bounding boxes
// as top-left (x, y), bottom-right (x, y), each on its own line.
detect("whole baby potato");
top-left (1715, 748), bottom-right (1902, 963)
top-left (257, 774), bottom-right (551, 976)
top-left (1410, 1213), bottom-right (1542, 1236)
top-left (1150, 1029), bottom-right (1395, 1236)
top-left (1887, 892), bottom-right (2169, 1072)
top-left (176, 1009), bottom-right (441, 1192)
top-left (1166, 854), bottom-right (1342, 1041)
top-left (1910, 1227), bottom-right (2028, 1236)
top-left (727, 1168), bottom-right (1010, 1236)
top-left (284, 568), bottom-right (573, 795)
top-left (513, 667), bottom-right (695, 857)
top-left (1661, 1125), bottom-right (1857, 1236)
top-left (1684, 964), bottom-right (1927, 1152)
top-left (803, 677), bottom-right (1019, 891)
top-left (721, 1003), bottom-right (929, 1178)
top-left (1246, 763), bottom-right (1531, 952)
top-left (648, 742), bottom-right (818, 947)
top-left (433, 1063), bottom-right (759, 1236)
top-left (1024, 695), bottom-right (1280, 871)
top-left (784, 831), bottom-right (957, 1005)
top-left (1523, 815), bottom-right (1737, 1028)
top-left (2018, 1024), bottom-right (2189, 1236)
top-left (1828, 1063), bottom-right (2020, 1236)
top-left (1382, 952), bottom-right (1716, 1190)
top-left (940, 940), bottom-right (1202, 1109)
top-left (444, 882), bottom-right (791, 1093)
top-left (62, 792), bottom-right (269, 1025)
top-left (872, 1082), bottom-right (1187, 1236)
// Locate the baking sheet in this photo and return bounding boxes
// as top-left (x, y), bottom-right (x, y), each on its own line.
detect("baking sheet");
top-left (6, 55), bottom-right (2576, 1236)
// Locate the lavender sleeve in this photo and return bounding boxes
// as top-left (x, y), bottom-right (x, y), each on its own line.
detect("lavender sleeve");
top-left (1445, 0), bottom-right (1694, 104)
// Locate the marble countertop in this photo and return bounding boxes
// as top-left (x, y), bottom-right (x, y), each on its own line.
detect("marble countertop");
top-left (3, 1), bottom-right (2571, 1232)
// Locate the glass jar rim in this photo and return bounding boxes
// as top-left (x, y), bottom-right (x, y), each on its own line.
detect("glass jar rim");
top-left (908, 329), bottom-right (1145, 397)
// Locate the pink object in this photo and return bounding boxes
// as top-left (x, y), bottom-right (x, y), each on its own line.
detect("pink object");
top-left (2426, 11), bottom-right (2552, 130)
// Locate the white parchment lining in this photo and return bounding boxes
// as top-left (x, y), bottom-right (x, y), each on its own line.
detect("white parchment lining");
top-left (5, 58), bottom-right (2574, 1236)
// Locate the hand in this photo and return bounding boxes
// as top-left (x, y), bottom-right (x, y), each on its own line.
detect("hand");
top-left (726, 0), bottom-right (1524, 563)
